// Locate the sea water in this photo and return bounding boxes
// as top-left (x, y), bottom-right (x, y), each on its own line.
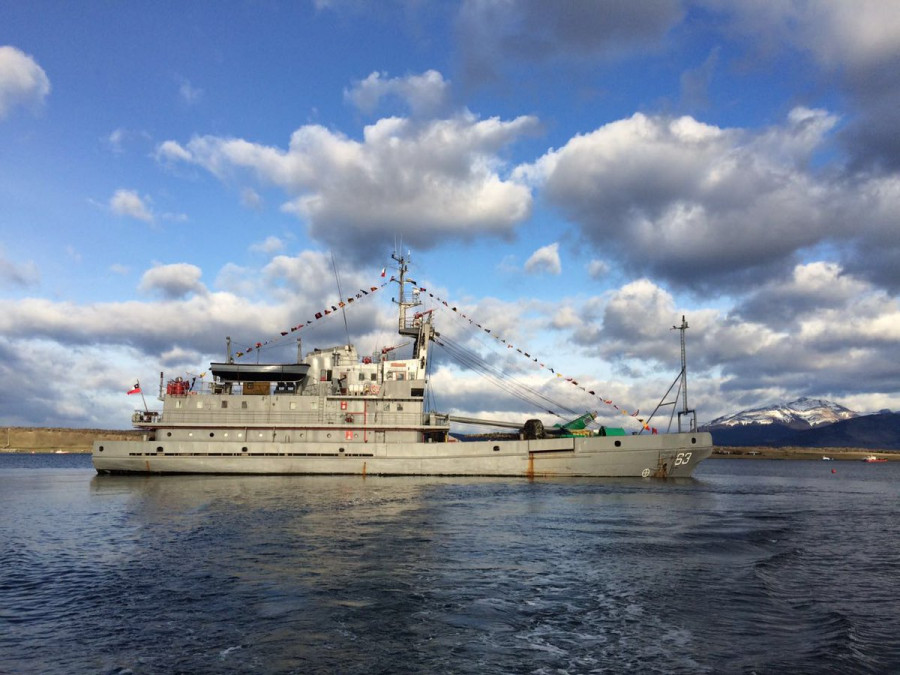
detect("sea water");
top-left (1, 454), bottom-right (898, 673)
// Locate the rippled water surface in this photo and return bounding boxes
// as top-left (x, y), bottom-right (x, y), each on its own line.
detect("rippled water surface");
top-left (1, 454), bottom-right (898, 673)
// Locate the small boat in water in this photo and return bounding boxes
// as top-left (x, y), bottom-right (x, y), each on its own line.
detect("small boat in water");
top-left (862, 455), bottom-right (888, 463)
top-left (92, 253), bottom-right (713, 477)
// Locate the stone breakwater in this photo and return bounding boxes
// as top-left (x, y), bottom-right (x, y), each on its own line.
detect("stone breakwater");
top-left (1, 427), bottom-right (141, 453)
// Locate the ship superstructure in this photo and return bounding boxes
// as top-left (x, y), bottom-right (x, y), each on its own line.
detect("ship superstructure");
top-left (93, 254), bottom-right (713, 477)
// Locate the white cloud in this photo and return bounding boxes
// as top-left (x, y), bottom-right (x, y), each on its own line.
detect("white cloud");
top-left (519, 109), bottom-right (898, 291)
top-left (139, 263), bottom-right (207, 299)
top-left (712, 0), bottom-right (900, 69)
top-left (551, 305), bottom-right (580, 329)
top-left (179, 78), bottom-right (203, 105)
top-left (249, 235), bottom-right (285, 255)
top-left (109, 189), bottom-right (154, 223)
top-left (156, 139), bottom-right (193, 163)
top-left (158, 96), bottom-right (538, 257)
top-left (0, 45), bottom-right (50, 119)
top-left (107, 128), bottom-right (126, 153)
top-left (524, 242), bottom-right (561, 275)
top-left (344, 70), bottom-right (450, 117)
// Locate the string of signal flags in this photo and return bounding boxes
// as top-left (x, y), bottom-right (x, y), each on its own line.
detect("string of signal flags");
top-left (233, 280), bottom-right (389, 359)
top-left (232, 273), bottom-right (656, 433)
top-left (418, 288), bottom-right (657, 434)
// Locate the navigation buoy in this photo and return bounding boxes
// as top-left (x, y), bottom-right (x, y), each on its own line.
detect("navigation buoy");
top-left (831, 469), bottom-right (836, 474)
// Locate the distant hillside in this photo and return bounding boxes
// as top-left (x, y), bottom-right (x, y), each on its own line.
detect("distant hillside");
top-left (788, 412), bottom-right (900, 450)
top-left (706, 412), bottom-right (900, 451)
top-left (706, 397), bottom-right (858, 429)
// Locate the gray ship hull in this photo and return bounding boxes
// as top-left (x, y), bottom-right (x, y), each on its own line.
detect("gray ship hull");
top-left (92, 431), bottom-right (712, 478)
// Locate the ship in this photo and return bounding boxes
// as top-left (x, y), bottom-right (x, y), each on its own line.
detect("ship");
top-left (92, 253), bottom-right (713, 477)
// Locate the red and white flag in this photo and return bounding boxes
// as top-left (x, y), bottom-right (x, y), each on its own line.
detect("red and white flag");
top-left (380, 267), bottom-right (386, 277)
top-left (127, 383), bottom-right (141, 395)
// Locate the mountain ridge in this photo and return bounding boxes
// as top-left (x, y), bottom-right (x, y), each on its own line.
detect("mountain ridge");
top-left (705, 396), bottom-right (858, 429)
top-left (702, 398), bottom-right (899, 450)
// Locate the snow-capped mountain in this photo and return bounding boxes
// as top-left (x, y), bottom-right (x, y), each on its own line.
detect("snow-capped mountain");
top-left (705, 397), bottom-right (858, 429)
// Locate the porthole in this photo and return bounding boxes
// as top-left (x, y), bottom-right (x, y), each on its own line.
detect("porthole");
top-left (493, 445), bottom-right (500, 452)
top-left (691, 437), bottom-right (697, 444)
top-left (614, 440), bottom-right (622, 447)
top-left (98, 446), bottom-right (104, 452)
top-left (156, 446), bottom-right (163, 452)
top-left (339, 447), bottom-right (345, 453)
top-left (166, 432), bottom-right (172, 437)
top-left (242, 447), bottom-right (248, 453)
top-left (209, 432), bottom-right (215, 438)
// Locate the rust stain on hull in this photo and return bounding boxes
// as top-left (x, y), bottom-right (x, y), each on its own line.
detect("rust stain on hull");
top-left (653, 457), bottom-right (669, 479)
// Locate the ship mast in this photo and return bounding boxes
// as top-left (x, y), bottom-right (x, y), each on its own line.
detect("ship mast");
top-left (392, 250), bottom-right (435, 362)
top-left (673, 315), bottom-right (696, 432)
top-left (393, 250), bottom-right (419, 336)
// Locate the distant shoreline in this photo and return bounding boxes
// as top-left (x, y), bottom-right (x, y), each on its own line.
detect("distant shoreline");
top-left (0, 426), bottom-right (896, 460)
top-left (711, 447), bottom-right (896, 461)
top-left (1, 427), bottom-right (140, 454)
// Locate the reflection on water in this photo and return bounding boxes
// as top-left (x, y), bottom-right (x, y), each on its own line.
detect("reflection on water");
top-left (1, 456), bottom-right (899, 673)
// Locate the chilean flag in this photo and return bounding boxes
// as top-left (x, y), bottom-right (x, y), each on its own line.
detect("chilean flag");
top-left (127, 383), bottom-right (141, 395)
top-left (380, 267), bottom-right (386, 277)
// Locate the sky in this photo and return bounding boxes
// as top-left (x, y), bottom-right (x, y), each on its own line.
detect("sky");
top-left (1, 0), bottom-right (899, 431)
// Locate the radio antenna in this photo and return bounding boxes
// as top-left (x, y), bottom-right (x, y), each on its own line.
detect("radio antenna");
top-left (331, 252), bottom-right (352, 347)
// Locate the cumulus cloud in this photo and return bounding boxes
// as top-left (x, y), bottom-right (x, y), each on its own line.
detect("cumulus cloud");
top-left (139, 263), bottom-right (207, 299)
top-left (0, 45), bottom-right (50, 119)
top-left (546, 265), bottom-right (900, 418)
top-left (733, 261), bottom-right (871, 326)
top-left (710, 0), bottom-right (900, 71)
top-left (157, 97), bottom-right (538, 257)
top-left (249, 235), bottom-right (285, 255)
top-left (344, 70), bottom-right (450, 117)
top-left (109, 189), bottom-right (154, 223)
top-left (700, 1), bottom-right (900, 171)
top-left (524, 242), bottom-right (561, 275)
top-left (456, 0), bottom-right (683, 84)
top-left (517, 108), bottom-right (900, 292)
top-left (0, 252), bottom-right (375, 352)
